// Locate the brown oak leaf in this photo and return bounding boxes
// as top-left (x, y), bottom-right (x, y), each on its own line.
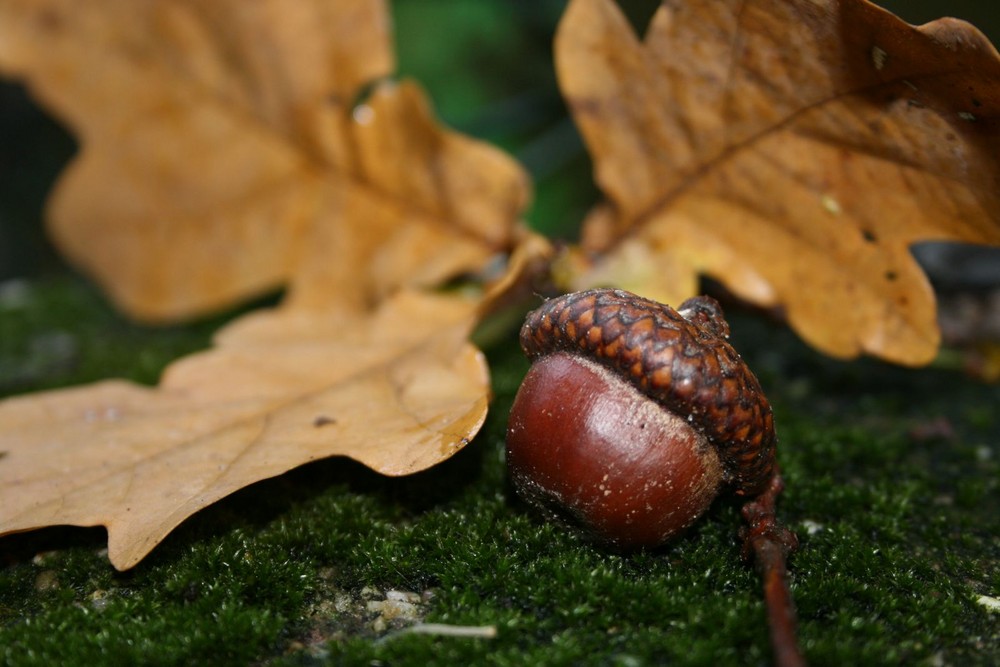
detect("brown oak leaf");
top-left (0, 290), bottom-right (482, 570)
top-left (0, 0), bottom-right (528, 321)
top-left (556, 0), bottom-right (1000, 364)
top-left (0, 0), bottom-right (550, 569)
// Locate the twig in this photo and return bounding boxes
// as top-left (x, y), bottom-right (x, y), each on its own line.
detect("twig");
top-left (740, 467), bottom-right (806, 667)
top-left (377, 623), bottom-right (498, 643)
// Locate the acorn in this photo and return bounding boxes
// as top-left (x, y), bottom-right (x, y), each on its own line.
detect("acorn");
top-left (506, 288), bottom-right (776, 549)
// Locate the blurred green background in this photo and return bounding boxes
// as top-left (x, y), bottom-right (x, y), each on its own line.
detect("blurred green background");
top-left (1, 0), bottom-right (999, 282)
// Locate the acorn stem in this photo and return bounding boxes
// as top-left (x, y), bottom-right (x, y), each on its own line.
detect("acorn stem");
top-left (740, 468), bottom-right (805, 667)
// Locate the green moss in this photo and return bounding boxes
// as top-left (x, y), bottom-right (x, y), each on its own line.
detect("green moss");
top-left (2, 278), bottom-right (998, 666)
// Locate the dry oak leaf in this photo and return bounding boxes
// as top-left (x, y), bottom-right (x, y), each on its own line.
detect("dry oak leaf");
top-left (556, 0), bottom-right (1000, 365)
top-left (0, 292), bottom-right (479, 571)
top-left (0, 0), bottom-right (526, 321)
top-left (0, 273), bottom-right (536, 571)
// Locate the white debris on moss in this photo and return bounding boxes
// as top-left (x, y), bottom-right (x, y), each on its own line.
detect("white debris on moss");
top-left (976, 594), bottom-right (1000, 612)
top-left (367, 590), bottom-right (423, 632)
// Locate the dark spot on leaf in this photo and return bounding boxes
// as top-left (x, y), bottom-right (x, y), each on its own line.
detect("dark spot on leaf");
top-left (569, 97), bottom-right (603, 117)
top-left (886, 271), bottom-right (898, 281)
top-left (39, 9), bottom-right (62, 30)
top-left (862, 229), bottom-right (878, 243)
top-left (313, 415), bottom-right (337, 428)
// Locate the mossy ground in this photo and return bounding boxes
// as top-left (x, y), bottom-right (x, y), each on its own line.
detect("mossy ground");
top-left (0, 277), bottom-right (997, 666)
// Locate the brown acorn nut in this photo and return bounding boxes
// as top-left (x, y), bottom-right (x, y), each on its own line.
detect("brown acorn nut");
top-left (506, 288), bottom-right (776, 549)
